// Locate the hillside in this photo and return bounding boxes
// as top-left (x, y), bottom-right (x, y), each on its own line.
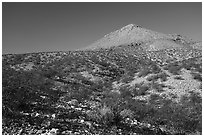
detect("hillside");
top-left (2, 24), bottom-right (202, 135)
top-left (85, 24), bottom-right (196, 50)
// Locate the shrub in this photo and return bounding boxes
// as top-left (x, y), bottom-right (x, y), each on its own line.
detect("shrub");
top-left (2, 68), bottom-right (60, 116)
top-left (151, 82), bottom-right (166, 93)
top-left (191, 72), bottom-right (202, 82)
top-left (120, 86), bottom-right (133, 99)
top-left (121, 75), bottom-right (134, 83)
top-left (146, 72), bottom-right (168, 82)
top-left (99, 106), bottom-right (114, 124)
top-left (146, 75), bottom-right (158, 81)
top-left (183, 62), bottom-right (193, 70)
top-left (119, 109), bottom-right (134, 119)
top-left (146, 92), bottom-right (202, 134)
top-left (126, 99), bottom-right (150, 121)
top-left (174, 76), bottom-right (185, 80)
top-left (168, 64), bottom-right (182, 75)
top-left (139, 85), bottom-right (150, 95)
top-left (151, 64), bottom-right (161, 74)
top-left (138, 68), bottom-right (151, 77)
top-left (86, 105), bottom-right (114, 126)
top-left (69, 88), bottom-right (93, 102)
top-left (183, 59), bottom-right (201, 73)
top-left (86, 110), bottom-right (102, 122)
top-left (159, 72), bottom-right (169, 81)
top-left (131, 84), bottom-right (149, 96)
top-left (135, 87), bottom-right (149, 96)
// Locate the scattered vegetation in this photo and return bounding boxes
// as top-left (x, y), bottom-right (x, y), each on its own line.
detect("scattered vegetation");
top-left (191, 72), bottom-right (202, 82)
top-left (174, 76), bottom-right (185, 80)
top-left (121, 74), bottom-right (135, 83)
top-left (146, 72), bottom-right (169, 82)
top-left (164, 62), bottom-right (182, 75)
top-left (2, 45), bottom-right (202, 135)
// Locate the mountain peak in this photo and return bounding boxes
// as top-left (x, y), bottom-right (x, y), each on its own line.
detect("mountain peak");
top-left (85, 24), bottom-right (170, 50)
top-left (115, 24), bottom-right (143, 35)
top-left (120, 24), bottom-right (141, 31)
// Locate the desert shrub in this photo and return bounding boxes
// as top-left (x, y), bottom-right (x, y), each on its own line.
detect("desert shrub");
top-left (191, 72), bottom-right (202, 82)
top-left (137, 63), bottom-right (161, 77)
top-left (100, 90), bottom-right (135, 127)
top-left (195, 66), bottom-right (202, 73)
top-left (151, 82), bottom-right (166, 92)
top-left (68, 88), bottom-right (93, 102)
top-left (190, 63), bottom-right (201, 72)
top-left (41, 66), bottom-right (58, 78)
top-left (98, 78), bottom-right (113, 89)
top-left (120, 86), bottom-right (133, 99)
top-left (159, 72), bottom-right (169, 81)
top-left (99, 106), bottom-right (114, 124)
top-left (2, 68), bottom-right (60, 115)
top-left (102, 91), bottom-right (125, 113)
top-left (139, 85), bottom-right (150, 94)
top-left (121, 74), bottom-right (134, 83)
top-left (86, 110), bottom-right (102, 122)
top-left (132, 84), bottom-right (149, 96)
top-left (137, 68), bottom-right (151, 77)
top-left (107, 67), bottom-right (125, 79)
top-left (146, 92), bottom-right (202, 134)
top-left (127, 65), bottom-right (140, 74)
top-left (99, 106), bottom-right (112, 116)
top-left (151, 64), bottom-right (161, 74)
top-left (127, 99), bottom-right (151, 121)
top-left (13, 54), bottom-right (24, 64)
top-left (183, 64), bottom-right (192, 70)
top-left (174, 76), bottom-right (185, 80)
top-left (119, 109), bottom-right (134, 119)
top-left (86, 105), bottom-right (114, 127)
top-left (183, 59), bottom-right (202, 73)
top-left (126, 71), bottom-right (136, 77)
top-left (183, 61), bottom-right (193, 70)
top-left (146, 72), bottom-right (168, 82)
top-left (171, 94), bottom-right (201, 133)
top-left (146, 75), bottom-right (158, 81)
top-left (165, 62), bottom-right (182, 75)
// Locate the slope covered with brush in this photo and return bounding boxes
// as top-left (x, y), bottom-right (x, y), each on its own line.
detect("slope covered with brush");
top-left (2, 24), bottom-right (202, 135)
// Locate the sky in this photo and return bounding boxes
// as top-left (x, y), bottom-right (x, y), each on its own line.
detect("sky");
top-left (2, 2), bottom-right (202, 54)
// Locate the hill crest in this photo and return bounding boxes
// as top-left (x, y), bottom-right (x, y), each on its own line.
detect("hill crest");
top-left (85, 24), bottom-right (173, 50)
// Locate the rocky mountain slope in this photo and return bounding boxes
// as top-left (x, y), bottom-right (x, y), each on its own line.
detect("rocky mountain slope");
top-left (2, 24), bottom-right (202, 135)
top-left (85, 24), bottom-right (198, 50)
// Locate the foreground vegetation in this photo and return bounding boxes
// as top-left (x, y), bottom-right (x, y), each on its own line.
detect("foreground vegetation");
top-left (2, 45), bottom-right (202, 135)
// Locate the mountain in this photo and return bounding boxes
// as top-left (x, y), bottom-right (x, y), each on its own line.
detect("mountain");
top-left (2, 24), bottom-right (202, 135)
top-left (85, 24), bottom-right (197, 50)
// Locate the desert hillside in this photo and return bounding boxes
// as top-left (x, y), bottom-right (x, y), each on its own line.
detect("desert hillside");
top-left (2, 24), bottom-right (202, 135)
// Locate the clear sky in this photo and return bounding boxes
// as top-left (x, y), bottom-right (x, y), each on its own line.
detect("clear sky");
top-left (2, 2), bottom-right (202, 54)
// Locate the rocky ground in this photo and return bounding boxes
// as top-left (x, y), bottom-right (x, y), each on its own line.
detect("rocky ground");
top-left (2, 24), bottom-right (202, 135)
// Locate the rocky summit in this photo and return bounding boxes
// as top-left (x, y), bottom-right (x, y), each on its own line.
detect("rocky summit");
top-left (85, 24), bottom-right (198, 51)
top-left (2, 24), bottom-right (202, 135)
